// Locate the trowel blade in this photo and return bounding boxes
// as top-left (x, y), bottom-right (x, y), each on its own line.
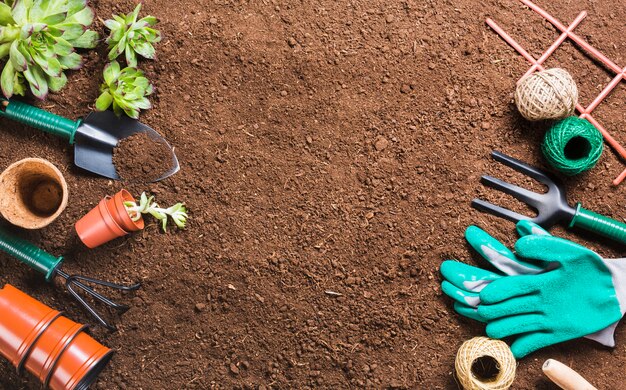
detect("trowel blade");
top-left (73, 111), bottom-right (179, 181)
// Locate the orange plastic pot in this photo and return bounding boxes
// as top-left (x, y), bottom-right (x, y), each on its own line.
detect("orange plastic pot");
top-left (75, 197), bottom-right (128, 248)
top-left (24, 316), bottom-right (86, 384)
top-left (0, 284), bottom-right (61, 370)
top-left (47, 331), bottom-right (114, 390)
top-left (106, 189), bottom-right (144, 232)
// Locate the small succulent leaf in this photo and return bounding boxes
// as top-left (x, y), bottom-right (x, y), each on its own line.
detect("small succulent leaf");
top-left (0, 42), bottom-right (11, 58)
top-left (134, 97), bottom-right (152, 110)
top-left (103, 60), bottom-right (120, 84)
top-left (12, 73), bottom-right (26, 96)
top-left (95, 90), bottom-right (113, 111)
top-left (60, 24), bottom-right (84, 41)
top-left (51, 37), bottom-right (73, 56)
top-left (124, 44), bottom-right (137, 67)
top-left (112, 101), bottom-right (124, 116)
top-left (103, 19), bottom-right (119, 31)
top-left (47, 71), bottom-right (67, 92)
top-left (11, 0), bottom-right (30, 25)
top-left (68, 29), bottom-right (98, 48)
top-left (58, 52), bottom-right (82, 69)
top-left (138, 15), bottom-right (157, 26)
top-left (132, 41), bottom-right (155, 59)
top-left (26, 66), bottom-right (48, 99)
top-left (0, 2), bottom-right (14, 25)
top-left (112, 14), bottom-right (125, 25)
top-left (124, 106), bottom-right (139, 119)
top-left (66, 6), bottom-right (93, 26)
top-left (67, 0), bottom-right (86, 14)
top-left (9, 40), bottom-right (26, 71)
top-left (1, 61), bottom-right (14, 97)
top-left (126, 3), bottom-right (141, 24)
top-left (18, 23), bottom-right (32, 39)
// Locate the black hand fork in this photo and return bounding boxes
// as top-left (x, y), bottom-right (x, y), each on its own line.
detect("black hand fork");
top-left (56, 270), bottom-right (141, 331)
top-left (472, 151), bottom-right (626, 245)
top-left (0, 226), bottom-right (139, 330)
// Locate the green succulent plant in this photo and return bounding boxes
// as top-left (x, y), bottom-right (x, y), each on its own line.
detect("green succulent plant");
top-left (104, 3), bottom-right (161, 67)
top-left (95, 60), bottom-right (153, 119)
top-left (124, 192), bottom-right (188, 232)
top-left (0, 0), bottom-right (99, 99)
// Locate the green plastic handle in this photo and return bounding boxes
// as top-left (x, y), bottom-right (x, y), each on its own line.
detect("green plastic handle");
top-left (569, 204), bottom-right (626, 245)
top-left (0, 227), bottom-right (63, 281)
top-left (0, 99), bottom-right (80, 144)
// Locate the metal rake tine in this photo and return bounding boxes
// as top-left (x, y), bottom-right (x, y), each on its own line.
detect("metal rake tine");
top-left (480, 175), bottom-right (543, 207)
top-left (67, 277), bottom-right (130, 312)
top-left (471, 198), bottom-right (533, 224)
top-left (65, 278), bottom-right (116, 331)
top-left (491, 151), bottom-right (553, 186)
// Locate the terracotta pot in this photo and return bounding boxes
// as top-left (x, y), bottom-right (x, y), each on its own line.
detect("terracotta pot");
top-left (0, 284), bottom-right (61, 370)
top-left (47, 331), bottom-right (114, 390)
top-left (105, 189), bottom-right (144, 232)
top-left (24, 315), bottom-right (86, 384)
top-left (0, 158), bottom-right (69, 229)
top-left (75, 197), bottom-right (128, 248)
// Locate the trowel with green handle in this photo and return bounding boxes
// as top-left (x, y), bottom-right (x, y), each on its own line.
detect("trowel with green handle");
top-left (0, 99), bottom-right (179, 181)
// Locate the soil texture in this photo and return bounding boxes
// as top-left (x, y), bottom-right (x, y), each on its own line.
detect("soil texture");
top-left (113, 132), bottom-right (175, 182)
top-left (0, 0), bottom-right (625, 389)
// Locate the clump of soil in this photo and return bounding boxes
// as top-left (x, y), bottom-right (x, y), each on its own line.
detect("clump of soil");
top-left (113, 132), bottom-right (174, 182)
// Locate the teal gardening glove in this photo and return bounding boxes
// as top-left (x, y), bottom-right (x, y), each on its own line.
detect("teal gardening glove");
top-left (441, 222), bottom-right (626, 358)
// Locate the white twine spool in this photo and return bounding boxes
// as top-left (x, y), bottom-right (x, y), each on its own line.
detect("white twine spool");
top-left (455, 337), bottom-right (516, 390)
top-left (515, 68), bottom-right (578, 121)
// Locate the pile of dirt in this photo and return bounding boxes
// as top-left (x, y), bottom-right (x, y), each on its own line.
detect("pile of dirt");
top-left (113, 132), bottom-right (175, 183)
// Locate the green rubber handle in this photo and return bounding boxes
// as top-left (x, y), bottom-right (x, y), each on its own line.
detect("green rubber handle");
top-left (0, 227), bottom-right (63, 281)
top-left (569, 204), bottom-right (626, 245)
top-left (0, 99), bottom-right (80, 144)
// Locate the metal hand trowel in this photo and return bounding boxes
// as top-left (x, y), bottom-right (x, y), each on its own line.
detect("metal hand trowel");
top-left (0, 99), bottom-right (179, 181)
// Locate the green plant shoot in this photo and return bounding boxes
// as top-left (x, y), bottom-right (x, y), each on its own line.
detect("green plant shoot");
top-left (95, 60), bottom-right (153, 119)
top-left (124, 192), bottom-right (188, 232)
top-left (0, 0), bottom-right (99, 99)
top-left (104, 3), bottom-right (161, 67)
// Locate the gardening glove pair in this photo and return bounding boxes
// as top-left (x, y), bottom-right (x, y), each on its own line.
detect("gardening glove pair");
top-left (441, 221), bottom-right (626, 358)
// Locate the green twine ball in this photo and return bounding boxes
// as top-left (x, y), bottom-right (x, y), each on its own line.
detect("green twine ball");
top-left (542, 117), bottom-right (603, 176)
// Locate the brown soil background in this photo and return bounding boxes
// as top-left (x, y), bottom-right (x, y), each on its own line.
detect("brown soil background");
top-left (0, 0), bottom-right (625, 388)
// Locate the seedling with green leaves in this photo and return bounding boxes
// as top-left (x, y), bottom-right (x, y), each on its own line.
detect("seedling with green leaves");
top-left (95, 60), bottom-right (153, 119)
top-left (0, 0), bottom-right (99, 99)
top-left (124, 192), bottom-right (187, 231)
top-left (104, 3), bottom-right (161, 67)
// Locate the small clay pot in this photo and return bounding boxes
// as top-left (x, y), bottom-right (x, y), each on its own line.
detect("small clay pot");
top-left (75, 197), bottom-right (128, 248)
top-left (105, 189), bottom-right (144, 232)
top-left (47, 331), bottom-right (113, 390)
top-left (0, 284), bottom-right (61, 370)
top-left (0, 158), bottom-right (68, 229)
top-left (24, 315), bottom-right (86, 384)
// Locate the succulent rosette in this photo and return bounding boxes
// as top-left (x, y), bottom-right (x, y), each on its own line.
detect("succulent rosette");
top-left (0, 0), bottom-right (99, 98)
top-left (95, 60), bottom-right (153, 119)
top-left (104, 3), bottom-right (161, 67)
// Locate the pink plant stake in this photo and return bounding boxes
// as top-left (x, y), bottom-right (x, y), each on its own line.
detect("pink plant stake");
top-left (487, 0), bottom-right (626, 185)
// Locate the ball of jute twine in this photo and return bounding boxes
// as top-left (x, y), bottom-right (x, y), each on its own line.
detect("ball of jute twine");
top-left (515, 68), bottom-right (578, 121)
top-left (455, 337), bottom-right (516, 390)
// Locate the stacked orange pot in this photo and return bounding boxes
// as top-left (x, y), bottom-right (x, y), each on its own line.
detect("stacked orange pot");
top-left (75, 189), bottom-right (144, 248)
top-left (0, 284), bottom-right (113, 389)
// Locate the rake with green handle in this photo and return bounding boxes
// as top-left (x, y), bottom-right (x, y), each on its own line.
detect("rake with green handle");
top-left (473, 151), bottom-right (626, 245)
top-left (0, 226), bottom-right (140, 331)
top-left (0, 99), bottom-right (179, 181)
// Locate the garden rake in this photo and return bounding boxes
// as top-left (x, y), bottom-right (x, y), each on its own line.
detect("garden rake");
top-left (0, 226), bottom-right (139, 330)
top-left (472, 150), bottom-right (626, 245)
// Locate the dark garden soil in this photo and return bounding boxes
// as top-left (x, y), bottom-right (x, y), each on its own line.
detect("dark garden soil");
top-left (0, 0), bottom-right (625, 389)
top-left (113, 132), bottom-right (176, 182)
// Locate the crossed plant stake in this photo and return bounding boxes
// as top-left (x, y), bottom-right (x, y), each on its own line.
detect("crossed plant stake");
top-left (487, 0), bottom-right (626, 184)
